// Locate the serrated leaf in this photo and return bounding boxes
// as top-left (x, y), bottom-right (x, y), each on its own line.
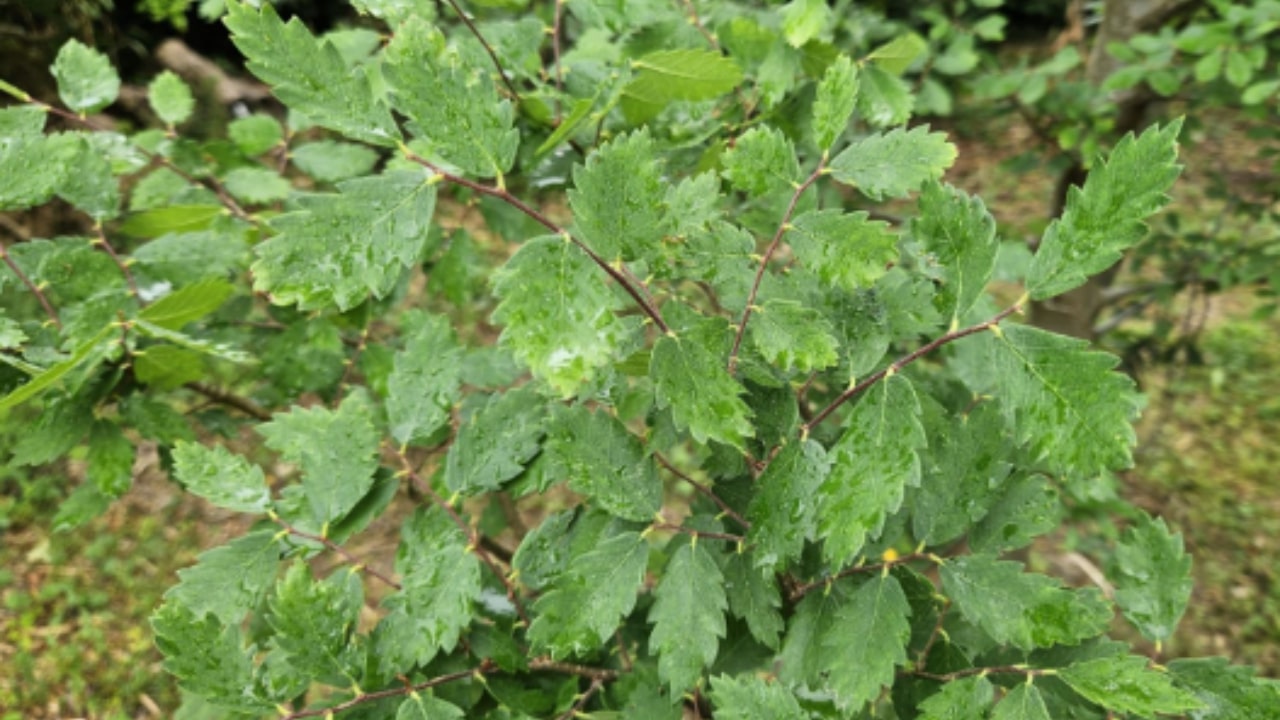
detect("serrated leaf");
top-left (788, 209), bottom-right (897, 290)
top-left (51, 483), bottom-right (112, 532)
top-left (224, 1), bottom-right (399, 146)
top-left (649, 542), bottom-right (728, 691)
top-left (384, 16), bottom-right (518, 177)
top-left (0, 111), bottom-right (61, 212)
top-left (151, 602), bottom-right (274, 713)
top-left (254, 170), bottom-right (437, 311)
top-left (222, 166), bottom-right (291, 204)
top-left (1027, 120), bottom-right (1182, 299)
top-left (830, 126), bottom-right (957, 200)
top-left (149, 71), bottom-right (194, 125)
top-left (748, 439), bottom-right (829, 571)
top-left (172, 441), bottom-right (271, 513)
top-left (51, 39), bottom-right (120, 113)
top-left (1059, 655), bottom-right (1203, 718)
top-left (710, 674), bottom-right (804, 718)
top-left (134, 320), bottom-right (253, 364)
top-left (651, 334), bottom-right (753, 449)
top-left (228, 114), bottom-right (283, 156)
top-left (290, 140), bottom-right (379, 183)
top-left (387, 313), bottom-right (462, 447)
top-left (819, 374), bottom-right (925, 565)
top-left (87, 422), bottom-right (134, 497)
top-left (492, 236), bottom-right (629, 397)
top-left (781, 0), bottom-right (830, 47)
top-left (390, 507), bottom-right (482, 664)
top-left (165, 529), bottom-right (283, 624)
top-left (722, 551), bottom-right (784, 649)
top-left (1167, 657), bottom-right (1280, 720)
top-left (623, 49), bottom-right (744, 106)
top-left (857, 63), bottom-right (914, 127)
top-left (444, 386), bottom-right (545, 495)
top-left (544, 405), bottom-right (661, 521)
top-left (397, 694), bottom-right (465, 720)
top-left (919, 676), bottom-right (994, 720)
top-left (512, 510), bottom-right (583, 591)
top-left (0, 325), bottom-right (113, 412)
top-left (991, 684), bottom-right (1052, 720)
top-left (812, 55), bottom-right (858, 149)
top-left (748, 299), bottom-right (838, 374)
top-left (258, 394), bottom-right (380, 526)
top-left (268, 562), bottom-right (364, 685)
top-left (941, 554), bottom-right (1112, 651)
top-left (969, 473), bottom-right (1060, 553)
top-left (823, 574), bottom-right (913, 710)
top-left (1110, 513), bottom-right (1192, 642)
top-left (568, 130), bottom-right (665, 262)
top-left (54, 134), bottom-right (120, 219)
top-left (139, 278), bottom-right (234, 330)
top-left (911, 182), bottom-right (998, 324)
top-left (779, 580), bottom-right (845, 687)
top-left (529, 531), bottom-right (649, 658)
top-left (913, 401), bottom-right (1012, 546)
top-left (722, 126), bottom-right (801, 195)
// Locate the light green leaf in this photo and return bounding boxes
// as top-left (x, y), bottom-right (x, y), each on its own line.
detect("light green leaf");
top-left (535, 96), bottom-right (595, 157)
top-left (649, 542), bottom-right (728, 691)
top-left (779, 580), bottom-right (844, 688)
top-left (544, 405), bottom-right (661, 521)
top-left (389, 507), bottom-right (482, 664)
top-left (856, 63), bottom-right (913, 127)
top-left (780, 0), bottom-right (830, 47)
top-left (651, 334), bottom-right (753, 449)
top-left (139, 278), bottom-right (234, 330)
top-left (749, 299), bottom-right (839, 374)
top-left (133, 320), bottom-right (254, 364)
top-left (119, 205), bottom-right (223, 238)
top-left (830, 126), bottom-right (957, 200)
top-left (86, 421), bottom-right (134, 497)
top-left (529, 531), bottom-right (649, 659)
top-left (722, 551), bottom-right (784, 649)
top-left (722, 126), bottom-right (801, 195)
top-left (812, 55), bottom-right (858, 150)
top-left (748, 439), bottom-right (830, 571)
top-left (444, 386), bottom-right (545, 495)
top-left (867, 34), bottom-right (928, 74)
top-left (823, 574), bottom-right (913, 710)
top-left (1167, 657), bottom-right (1280, 720)
top-left (819, 374), bottom-right (925, 565)
top-left (254, 170), bottom-right (437, 311)
top-left (290, 140), bottom-right (379, 183)
top-left (350, 0), bottom-right (437, 25)
top-left (919, 676), bottom-right (994, 720)
top-left (228, 115), bottom-right (284, 156)
top-left (267, 562), bottom-right (365, 685)
top-left (1059, 655), bottom-right (1203, 718)
top-left (910, 181), bottom-right (998, 325)
top-left (623, 49), bottom-right (744, 106)
top-left (149, 71), bottom-right (194, 125)
top-left (134, 344), bottom-right (204, 389)
top-left (0, 325), bottom-right (113, 412)
top-left (1110, 513), bottom-right (1192, 642)
top-left (51, 39), bottom-right (120, 113)
top-left (172, 441), bottom-right (271, 514)
top-left (568, 130), bottom-right (665, 262)
top-left (55, 134), bottom-right (120, 219)
top-left (223, 166), bottom-right (291, 204)
top-left (991, 684), bottom-right (1051, 720)
top-left (788, 209), bottom-right (897, 290)
top-left (258, 394), bottom-right (380, 526)
top-left (224, 1), bottom-right (399, 146)
top-left (387, 313), bottom-right (462, 447)
top-left (492, 236), bottom-right (629, 397)
top-left (710, 674), bottom-right (804, 719)
top-left (164, 529), bottom-right (283, 624)
top-left (152, 603), bottom-right (274, 713)
top-left (0, 108), bottom-right (60, 212)
top-left (1027, 120), bottom-right (1182, 299)
top-left (397, 694), bottom-right (465, 720)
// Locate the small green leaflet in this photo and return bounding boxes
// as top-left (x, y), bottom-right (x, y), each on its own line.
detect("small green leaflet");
top-left (397, 693), bottom-right (465, 720)
top-left (390, 508), bottom-right (481, 662)
top-left (823, 574), bottom-right (913, 710)
top-left (267, 562), bottom-right (364, 686)
top-left (224, 1), bottom-right (399, 146)
top-left (258, 394), bottom-right (380, 526)
top-left (621, 49), bottom-right (743, 123)
top-left (651, 334), bottom-right (753, 449)
top-left (387, 313), bottom-right (462, 447)
top-left (910, 181), bottom-right (999, 325)
top-left (1059, 655), bottom-right (1203, 718)
top-left (779, 582), bottom-right (845, 688)
top-left (228, 115), bottom-right (283, 156)
top-left (748, 299), bottom-right (839, 374)
top-left (722, 126), bottom-right (801, 195)
top-left (991, 684), bottom-right (1051, 720)
top-left (444, 386), bottom-right (545, 496)
top-left (812, 55), bottom-right (858, 150)
top-left (148, 71), bottom-right (194, 126)
top-left (138, 278), bottom-right (234, 330)
top-left (1027, 120), bottom-right (1182, 299)
top-left (830, 126), bottom-right (957, 200)
top-left (254, 170), bottom-right (437, 311)
top-left (568, 130), bottom-right (665, 262)
top-left (1110, 513), bottom-right (1192, 642)
top-left (543, 405), bottom-right (661, 521)
top-left (709, 674), bottom-right (805, 719)
top-left (172, 442), bottom-right (271, 514)
top-left (918, 676), bottom-right (994, 720)
top-left (290, 140), bottom-right (379, 183)
top-left (722, 551), bottom-right (784, 649)
top-left (819, 373), bottom-right (925, 566)
top-left (87, 422), bottom-right (134, 497)
top-left (1167, 656), bottom-right (1280, 719)
top-left (529, 531), bottom-right (649, 659)
top-left (856, 63), bottom-right (914, 127)
top-left (535, 96), bottom-right (595, 157)
top-left (968, 473), bottom-right (1061, 553)
top-left (780, 0), bottom-right (831, 47)
top-left (648, 542), bottom-right (728, 691)
top-left (866, 34), bottom-right (929, 74)
top-left (748, 439), bottom-right (829, 571)
top-left (119, 205), bottom-right (223, 238)
top-left (164, 529), bottom-right (283, 624)
top-left (0, 324), bottom-right (113, 412)
top-left (51, 39), bottom-right (120, 113)
top-left (134, 320), bottom-right (253, 365)
top-left (384, 16), bottom-right (518, 177)
top-left (492, 236), bottom-right (629, 397)
top-left (151, 603), bottom-right (275, 713)
top-left (222, 167), bottom-right (291, 204)
top-left (54, 135), bottom-right (119, 220)
top-left (787, 209), bottom-right (897, 290)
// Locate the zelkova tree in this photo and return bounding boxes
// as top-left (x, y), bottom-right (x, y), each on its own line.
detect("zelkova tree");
top-left (0, 1), bottom-right (1276, 717)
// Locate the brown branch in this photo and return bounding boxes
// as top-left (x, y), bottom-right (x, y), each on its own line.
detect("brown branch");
top-left (92, 224), bottom-right (139, 299)
top-left (788, 552), bottom-right (937, 602)
top-left (728, 162), bottom-right (826, 374)
top-left (272, 515), bottom-right (402, 591)
top-left (675, 0), bottom-right (720, 49)
top-left (529, 657), bottom-right (621, 681)
top-left (0, 243), bottom-right (61, 329)
top-left (655, 453), bottom-right (750, 530)
top-left (183, 382), bottom-right (272, 421)
top-left (280, 662), bottom-right (495, 720)
top-left (443, 0), bottom-right (522, 100)
top-left (558, 678), bottom-right (605, 720)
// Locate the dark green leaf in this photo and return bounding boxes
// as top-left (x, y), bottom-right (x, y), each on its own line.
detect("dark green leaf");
top-left (748, 439), bottom-right (829, 571)
top-left (778, 580), bottom-right (846, 688)
top-left (267, 562), bottom-right (364, 685)
top-left (444, 386), bottom-right (545, 496)
top-left (830, 126), bottom-right (957, 201)
top-left (1167, 657), bottom-right (1280, 720)
top-left (722, 551), bottom-right (784, 649)
top-left (397, 694), bottom-right (465, 720)
top-left (652, 334), bottom-right (753, 449)
top-left (544, 405), bottom-right (661, 521)
top-left (172, 441), bottom-right (271, 513)
top-left (139, 278), bottom-right (234, 330)
top-left (1059, 655), bottom-right (1203, 718)
top-left (391, 507), bottom-right (483, 663)
top-left (709, 674), bottom-right (804, 718)
top-left (823, 574), bottom-right (913, 710)
top-left (649, 542), bottom-right (728, 691)
top-left (913, 401), bottom-right (1012, 546)
top-left (152, 602), bottom-right (274, 713)
top-left (0, 325), bottom-right (113, 412)
top-left (568, 130), bottom-right (665, 262)
top-left (387, 313), bottom-right (462, 447)
top-left (165, 529), bottom-right (283, 624)
top-left (918, 676), bottom-right (994, 720)
top-left (87, 421), bottom-right (134, 497)
top-left (1110, 513), bottom-right (1192, 642)
top-left (910, 182), bottom-right (998, 325)
top-left (969, 473), bottom-right (1060, 553)
top-left (748, 299), bottom-right (839, 374)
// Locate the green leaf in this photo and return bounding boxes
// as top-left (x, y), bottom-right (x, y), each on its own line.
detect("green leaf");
top-left (224, 1), bottom-right (399, 146)
top-left (856, 63), bottom-right (914, 127)
top-left (788, 209), bottom-right (897, 290)
top-left (87, 422), bottom-right (135, 497)
top-left (51, 483), bottom-right (112, 532)
top-left (1110, 513), bottom-right (1192, 642)
top-left (748, 299), bottom-right (838, 374)
top-left (991, 684), bottom-right (1052, 720)
top-left (55, 135), bottom-right (120, 219)
top-left (622, 49), bottom-right (744, 106)
top-left (492, 236), bottom-right (629, 397)
top-left (290, 140), bottom-right (380, 183)
top-left (1167, 657), bottom-right (1280, 719)
top-left (139, 278), bottom-right (234, 330)
top-left (535, 96), bottom-right (595, 157)
top-left (823, 574), bottom-right (913, 710)
top-left (1059, 655), bottom-right (1203, 718)
top-left (779, 580), bottom-right (845, 688)
top-left (1027, 120), bottom-right (1182, 299)
top-left (228, 115), bottom-right (283, 156)
top-left (389, 507), bottom-right (482, 664)
top-left (222, 167), bottom-right (291, 204)
top-left (649, 542), bottom-right (728, 691)
top-left (919, 676), bottom-right (995, 720)
top-left (384, 16), bottom-right (518, 177)
top-left (149, 71), bottom-right (194, 125)
top-left (51, 39), bottom-right (120, 113)
top-left (0, 325), bottom-right (113, 412)
top-left (910, 182), bottom-right (998, 325)
top-left (913, 401), bottom-right (1012, 546)
top-left (444, 386), bottom-right (545, 496)
top-left (867, 34), bottom-right (928, 74)
top-left (152, 602), bottom-right (274, 713)
top-left (819, 374), bottom-right (925, 566)
top-left (164, 529), bottom-right (284, 624)
top-left (119, 205), bottom-right (224, 238)
top-left (267, 562), bottom-right (364, 685)
top-left (529, 531), bottom-right (649, 659)
top-left (651, 334), bottom-right (753, 449)
top-left (0, 109), bottom-right (61, 212)
top-left (722, 126), bottom-right (801, 195)
top-left (830, 126), bottom-right (957, 200)
top-left (398, 694), bottom-right (465, 720)
top-left (544, 405), bottom-right (661, 521)
top-left (387, 313), bottom-right (462, 447)
top-left (568, 130), bottom-right (665, 262)
top-left (134, 320), bottom-right (253, 364)
top-left (986, 323), bottom-right (1141, 478)
top-left (709, 674), bottom-right (804, 718)
top-left (722, 551), bottom-right (784, 649)
top-left (258, 394), bottom-right (380, 526)
top-left (812, 55), bottom-right (858, 150)
top-left (969, 473), bottom-right (1060, 553)
top-left (133, 344), bottom-right (203, 389)
top-left (748, 439), bottom-right (829, 571)
top-left (254, 170), bottom-right (437, 311)
top-left (781, 0), bottom-right (831, 47)
top-left (940, 554), bottom-right (1112, 651)
top-left (172, 441), bottom-right (271, 513)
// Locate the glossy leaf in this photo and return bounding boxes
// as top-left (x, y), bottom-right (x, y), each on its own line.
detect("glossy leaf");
top-left (910, 181), bottom-right (999, 325)
top-left (830, 126), bottom-right (957, 200)
top-left (823, 574), bottom-right (913, 710)
top-left (387, 313), bottom-right (462, 447)
top-left (52, 39), bottom-right (120, 113)
top-left (649, 542), bottom-right (728, 691)
top-left (544, 405), bottom-right (661, 521)
top-left (787, 209), bottom-right (897, 290)
top-left (722, 551), bottom-right (784, 649)
top-left (172, 441), bottom-right (271, 514)
top-left (568, 130), bottom-right (665, 262)
top-left (138, 278), bottom-right (234, 330)
top-left (390, 508), bottom-right (481, 663)
top-left (444, 386), bottom-right (545, 496)
top-left (748, 439), bottom-right (830, 571)
top-left (1111, 513), bottom-right (1192, 642)
top-left (651, 334), bottom-right (753, 449)
top-left (1059, 655), bottom-right (1203, 718)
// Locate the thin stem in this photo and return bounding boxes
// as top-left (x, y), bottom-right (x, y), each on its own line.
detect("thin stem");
top-left (650, 523), bottom-right (745, 545)
top-left (558, 678), bottom-right (605, 720)
top-left (529, 657), bottom-right (621, 681)
top-left (905, 665), bottom-right (1055, 683)
top-left (676, 0), bottom-right (719, 49)
top-left (183, 382), bottom-right (272, 421)
top-left (916, 598), bottom-right (951, 670)
top-left (788, 552), bottom-right (937, 602)
top-left (272, 515), bottom-right (402, 591)
top-left (443, 0), bottom-right (522, 100)
top-left (280, 662), bottom-right (495, 720)
top-left (802, 303), bottom-right (1024, 433)
top-left (92, 224), bottom-right (139, 299)
top-left (655, 453), bottom-right (750, 530)
top-left (0, 243), bottom-right (61, 329)
top-left (728, 162), bottom-right (826, 374)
